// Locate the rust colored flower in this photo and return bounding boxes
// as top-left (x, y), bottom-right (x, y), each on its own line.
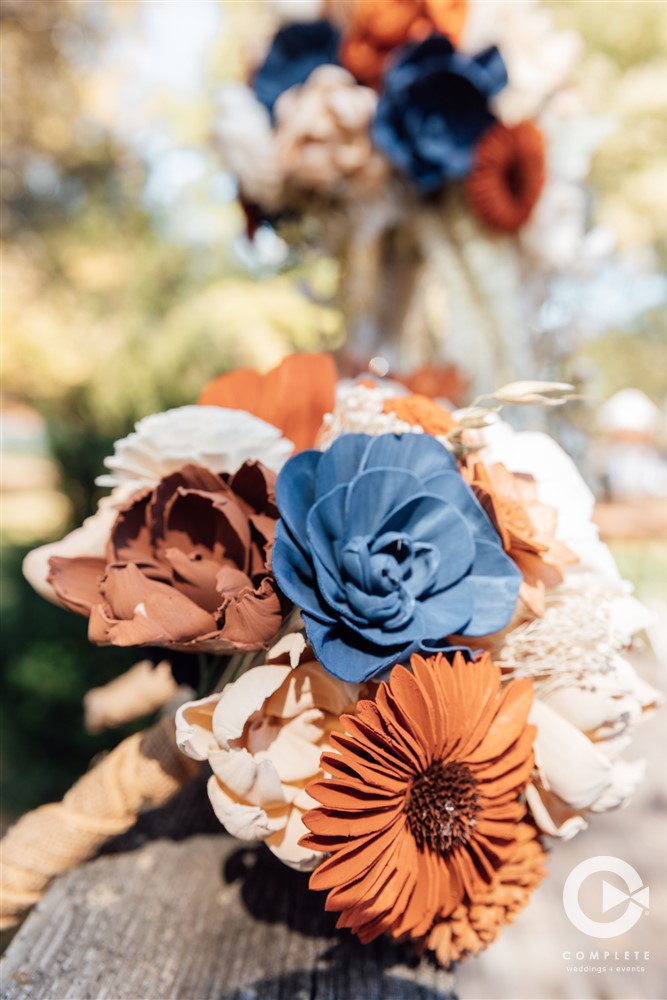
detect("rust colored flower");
top-left (397, 363), bottom-right (470, 408)
top-left (465, 121), bottom-right (546, 234)
top-left (48, 463), bottom-right (286, 652)
top-left (341, 0), bottom-right (468, 89)
top-left (424, 821), bottom-right (547, 965)
top-left (463, 460), bottom-right (578, 616)
top-left (301, 652), bottom-right (535, 945)
top-left (383, 393), bottom-right (458, 436)
top-left (198, 353), bottom-right (337, 452)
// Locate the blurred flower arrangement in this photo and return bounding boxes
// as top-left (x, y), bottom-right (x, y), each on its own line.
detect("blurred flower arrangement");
top-left (6, 352), bottom-right (659, 967)
top-left (213, 0), bottom-right (602, 389)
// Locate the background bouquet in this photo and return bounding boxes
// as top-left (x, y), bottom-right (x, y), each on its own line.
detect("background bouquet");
top-left (6, 353), bottom-right (659, 971)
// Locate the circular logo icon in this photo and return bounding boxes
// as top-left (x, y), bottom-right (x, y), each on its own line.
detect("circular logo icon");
top-left (563, 856), bottom-right (649, 938)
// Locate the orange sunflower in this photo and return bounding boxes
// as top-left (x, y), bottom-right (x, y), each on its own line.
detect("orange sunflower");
top-left (301, 652), bottom-right (536, 946)
top-left (424, 821), bottom-right (547, 965)
top-left (466, 121), bottom-right (546, 234)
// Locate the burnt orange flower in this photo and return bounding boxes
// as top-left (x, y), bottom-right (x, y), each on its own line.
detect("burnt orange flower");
top-left (198, 353), bottom-right (337, 452)
top-left (466, 121), bottom-right (546, 233)
top-left (396, 363), bottom-right (470, 408)
top-left (383, 393), bottom-right (458, 435)
top-left (301, 652), bottom-right (535, 946)
top-left (341, 0), bottom-right (468, 89)
top-left (463, 460), bottom-right (578, 616)
top-left (48, 463), bottom-right (286, 652)
top-left (424, 821), bottom-right (547, 965)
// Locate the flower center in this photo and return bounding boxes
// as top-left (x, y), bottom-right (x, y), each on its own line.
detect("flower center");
top-left (405, 760), bottom-right (480, 854)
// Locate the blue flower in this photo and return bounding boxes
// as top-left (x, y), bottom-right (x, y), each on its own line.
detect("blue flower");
top-left (373, 35), bottom-right (508, 193)
top-left (271, 433), bottom-right (521, 682)
top-left (254, 21), bottom-right (341, 117)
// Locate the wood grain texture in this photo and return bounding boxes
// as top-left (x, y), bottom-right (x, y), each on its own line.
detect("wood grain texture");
top-left (0, 776), bottom-right (457, 1000)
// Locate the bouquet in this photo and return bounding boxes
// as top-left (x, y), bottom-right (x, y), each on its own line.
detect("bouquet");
top-left (214, 0), bottom-right (606, 392)
top-left (10, 352), bottom-right (659, 969)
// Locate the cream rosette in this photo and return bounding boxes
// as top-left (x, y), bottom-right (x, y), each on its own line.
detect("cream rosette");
top-left (175, 661), bottom-right (361, 870)
top-left (274, 65), bottom-right (388, 199)
top-left (213, 84), bottom-right (284, 211)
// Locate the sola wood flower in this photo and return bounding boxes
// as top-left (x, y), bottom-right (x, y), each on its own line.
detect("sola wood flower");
top-left (48, 463), bottom-right (286, 652)
top-left (341, 0), bottom-right (468, 89)
top-left (301, 652), bottom-right (536, 945)
top-left (176, 660), bottom-right (361, 870)
top-left (463, 459), bottom-right (578, 616)
top-left (199, 353), bottom-right (337, 453)
top-left (466, 121), bottom-right (546, 233)
top-left (498, 573), bottom-right (661, 838)
top-left (274, 65), bottom-right (388, 198)
top-left (96, 405), bottom-right (293, 490)
top-left (213, 85), bottom-right (284, 211)
top-left (272, 433), bottom-right (521, 681)
top-left (424, 821), bottom-right (547, 964)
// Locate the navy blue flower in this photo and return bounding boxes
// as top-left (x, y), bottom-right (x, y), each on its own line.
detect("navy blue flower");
top-left (271, 433), bottom-right (521, 682)
top-left (373, 35), bottom-right (508, 193)
top-left (254, 21), bottom-right (341, 117)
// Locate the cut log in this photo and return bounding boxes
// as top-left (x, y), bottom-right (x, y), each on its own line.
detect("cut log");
top-left (1, 776), bottom-right (457, 1000)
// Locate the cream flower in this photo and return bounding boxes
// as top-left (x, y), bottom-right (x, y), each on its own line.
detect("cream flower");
top-left (274, 66), bottom-right (388, 198)
top-left (461, 0), bottom-right (582, 126)
top-left (96, 405), bottom-right (293, 490)
top-left (498, 573), bottom-right (660, 838)
top-left (175, 661), bottom-right (361, 870)
top-left (213, 84), bottom-right (284, 211)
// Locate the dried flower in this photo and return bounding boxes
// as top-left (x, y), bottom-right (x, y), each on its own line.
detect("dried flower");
top-left (176, 660), bottom-right (361, 870)
top-left (424, 822), bottom-right (547, 964)
top-left (48, 463), bottom-right (286, 653)
top-left (96, 405), bottom-right (293, 491)
top-left (463, 460), bottom-right (578, 616)
top-left (301, 652), bottom-right (536, 944)
top-left (466, 121), bottom-right (546, 233)
top-left (199, 354), bottom-right (337, 453)
top-left (341, 0), bottom-right (468, 89)
top-left (274, 65), bottom-right (389, 198)
top-left (498, 573), bottom-right (661, 838)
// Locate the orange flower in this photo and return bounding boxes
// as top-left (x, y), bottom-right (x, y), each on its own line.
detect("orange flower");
top-left (463, 460), bottom-right (578, 616)
top-left (466, 121), bottom-right (546, 233)
top-left (341, 0), bottom-right (468, 89)
top-left (383, 393), bottom-right (458, 436)
top-left (396, 363), bottom-right (470, 407)
top-left (198, 353), bottom-right (337, 452)
top-left (301, 652), bottom-right (535, 946)
top-left (424, 822), bottom-right (547, 965)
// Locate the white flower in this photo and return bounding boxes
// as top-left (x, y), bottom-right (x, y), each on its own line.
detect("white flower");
top-left (96, 405), bottom-right (293, 490)
top-left (461, 0), bottom-right (582, 126)
top-left (499, 573), bottom-right (660, 838)
top-left (318, 381), bottom-right (417, 447)
top-left (213, 84), bottom-right (284, 211)
top-left (272, 0), bottom-right (325, 22)
top-left (176, 661), bottom-right (361, 870)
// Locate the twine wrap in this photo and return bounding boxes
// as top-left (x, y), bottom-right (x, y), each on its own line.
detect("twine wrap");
top-left (0, 715), bottom-right (200, 930)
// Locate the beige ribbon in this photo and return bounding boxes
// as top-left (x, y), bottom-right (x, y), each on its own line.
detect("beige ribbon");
top-left (0, 715), bottom-right (200, 930)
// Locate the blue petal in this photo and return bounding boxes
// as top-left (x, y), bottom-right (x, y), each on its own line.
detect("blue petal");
top-left (306, 485), bottom-right (350, 611)
top-left (424, 471), bottom-right (501, 548)
top-left (344, 466), bottom-right (422, 537)
top-left (381, 494), bottom-right (475, 590)
top-left (254, 22), bottom-right (341, 115)
top-left (305, 614), bottom-right (414, 682)
top-left (315, 434), bottom-right (371, 497)
top-left (417, 577), bottom-right (475, 639)
top-left (462, 539), bottom-right (521, 636)
top-left (270, 522), bottom-right (330, 622)
top-left (361, 433), bottom-right (453, 479)
top-left (275, 449), bottom-right (321, 545)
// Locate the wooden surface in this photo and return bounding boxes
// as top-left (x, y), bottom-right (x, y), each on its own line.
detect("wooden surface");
top-left (0, 776), bottom-right (457, 1000)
